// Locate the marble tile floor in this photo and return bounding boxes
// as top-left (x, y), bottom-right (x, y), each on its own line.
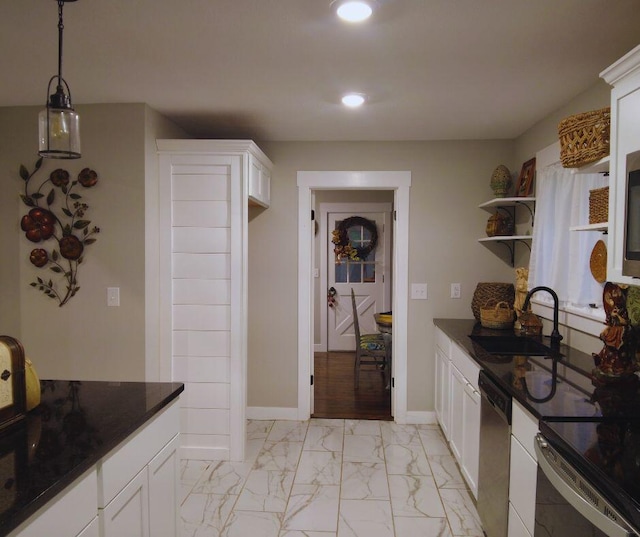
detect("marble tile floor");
top-left (180, 419), bottom-right (484, 537)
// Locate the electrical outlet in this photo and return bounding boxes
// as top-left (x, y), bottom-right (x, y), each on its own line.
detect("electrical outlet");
top-left (411, 283), bottom-right (428, 300)
top-left (451, 283), bottom-right (461, 299)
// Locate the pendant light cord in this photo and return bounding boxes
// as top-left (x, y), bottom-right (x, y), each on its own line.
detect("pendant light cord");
top-left (56, 0), bottom-right (65, 87)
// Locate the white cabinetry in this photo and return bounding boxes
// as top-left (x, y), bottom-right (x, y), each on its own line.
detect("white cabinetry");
top-left (9, 469), bottom-right (98, 537)
top-left (508, 400), bottom-right (539, 537)
top-left (249, 155), bottom-right (271, 207)
top-left (434, 327), bottom-right (451, 440)
top-left (99, 399), bottom-right (180, 537)
top-left (157, 139), bottom-right (273, 461)
top-left (450, 342), bottom-right (481, 498)
top-left (9, 399), bottom-right (180, 537)
top-left (601, 44), bottom-right (640, 285)
top-left (434, 329), bottom-right (481, 499)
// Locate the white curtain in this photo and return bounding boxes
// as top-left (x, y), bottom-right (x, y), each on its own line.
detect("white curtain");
top-left (529, 163), bottom-right (608, 308)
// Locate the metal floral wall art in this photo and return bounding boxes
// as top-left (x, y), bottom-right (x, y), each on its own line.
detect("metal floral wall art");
top-left (18, 158), bottom-right (100, 307)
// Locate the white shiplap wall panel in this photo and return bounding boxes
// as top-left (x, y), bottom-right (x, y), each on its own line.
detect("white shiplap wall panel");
top-left (170, 163), bottom-right (233, 460)
top-left (172, 227), bottom-right (230, 253)
top-left (172, 305), bottom-right (230, 331)
top-left (171, 173), bottom-right (229, 200)
top-left (172, 253), bottom-right (230, 280)
top-left (172, 356), bottom-right (230, 383)
top-left (172, 201), bottom-right (229, 227)
top-left (172, 280), bottom-right (231, 305)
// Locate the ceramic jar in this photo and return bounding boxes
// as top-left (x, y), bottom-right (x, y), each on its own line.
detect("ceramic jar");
top-left (490, 164), bottom-right (512, 198)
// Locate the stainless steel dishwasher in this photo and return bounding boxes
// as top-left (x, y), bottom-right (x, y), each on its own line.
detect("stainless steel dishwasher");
top-left (477, 370), bottom-right (513, 537)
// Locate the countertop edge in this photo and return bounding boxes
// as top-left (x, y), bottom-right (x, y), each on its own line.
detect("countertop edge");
top-left (1, 381), bottom-right (184, 536)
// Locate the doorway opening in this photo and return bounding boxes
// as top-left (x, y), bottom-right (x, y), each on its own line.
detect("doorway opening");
top-left (313, 199), bottom-right (393, 420)
top-left (296, 171), bottom-right (411, 423)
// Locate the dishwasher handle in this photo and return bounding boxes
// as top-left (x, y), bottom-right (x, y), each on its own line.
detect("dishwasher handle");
top-left (534, 434), bottom-right (637, 537)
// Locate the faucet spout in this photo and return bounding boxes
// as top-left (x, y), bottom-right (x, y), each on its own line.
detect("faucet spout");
top-left (522, 286), bottom-right (563, 352)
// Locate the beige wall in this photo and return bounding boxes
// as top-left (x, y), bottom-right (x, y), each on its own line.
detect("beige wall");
top-left (0, 103), bottom-right (186, 381)
top-left (248, 141), bottom-right (516, 411)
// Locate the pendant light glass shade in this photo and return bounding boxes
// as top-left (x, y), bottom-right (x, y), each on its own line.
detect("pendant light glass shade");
top-left (39, 0), bottom-right (81, 159)
top-left (39, 79), bottom-right (80, 159)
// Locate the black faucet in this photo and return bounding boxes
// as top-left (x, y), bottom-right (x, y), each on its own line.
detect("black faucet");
top-left (522, 286), bottom-right (563, 352)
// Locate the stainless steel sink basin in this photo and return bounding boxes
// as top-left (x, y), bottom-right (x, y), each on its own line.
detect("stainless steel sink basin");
top-left (469, 335), bottom-right (555, 356)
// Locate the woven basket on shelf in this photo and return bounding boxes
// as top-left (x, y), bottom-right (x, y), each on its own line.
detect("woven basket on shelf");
top-left (558, 107), bottom-right (610, 168)
top-left (589, 186), bottom-right (609, 224)
top-left (471, 282), bottom-right (515, 321)
top-left (480, 300), bottom-right (515, 330)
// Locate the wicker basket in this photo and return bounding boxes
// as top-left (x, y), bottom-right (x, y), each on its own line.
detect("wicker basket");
top-left (471, 282), bottom-right (515, 321)
top-left (558, 107), bottom-right (610, 168)
top-left (589, 186), bottom-right (609, 224)
top-left (480, 300), bottom-right (515, 330)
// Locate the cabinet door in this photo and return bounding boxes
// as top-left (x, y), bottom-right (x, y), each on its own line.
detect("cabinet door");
top-left (435, 345), bottom-right (450, 440)
top-left (449, 363), bottom-right (465, 461)
top-left (509, 436), bottom-right (537, 536)
top-left (149, 435), bottom-right (180, 537)
top-left (462, 382), bottom-right (480, 498)
top-left (77, 518), bottom-right (99, 537)
top-left (100, 467), bottom-right (149, 537)
top-left (508, 502), bottom-right (532, 537)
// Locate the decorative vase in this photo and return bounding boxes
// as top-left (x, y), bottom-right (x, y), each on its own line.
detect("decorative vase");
top-left (490, 165), bottom-right (512, 198)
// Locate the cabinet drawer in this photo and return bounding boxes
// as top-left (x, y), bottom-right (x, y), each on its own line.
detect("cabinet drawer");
top-left (451, 341), bottom-right (481, 391)
top-left (98, 399), bottom-right (179, 507)
top-left (435, 326), bottom-right (450, 355)
top-left (512, 400), bottom-right (538, 461)
top-left (509, 435), bottom-right (537, 535)
top-left (508, 502), bottom-right (532, 537)
top-left (10, 468), bottom-right (97, 537)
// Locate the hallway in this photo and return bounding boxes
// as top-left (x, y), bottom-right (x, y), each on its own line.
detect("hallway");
top-left (180, 419), bottom-right (483, 536)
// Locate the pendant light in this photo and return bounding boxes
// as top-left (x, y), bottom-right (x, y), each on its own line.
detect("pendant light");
top-left (38, 0), bottom-right (81, 159)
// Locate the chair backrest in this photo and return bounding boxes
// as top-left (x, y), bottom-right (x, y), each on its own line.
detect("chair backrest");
top-left (350, 288), bottom-right (362, 342)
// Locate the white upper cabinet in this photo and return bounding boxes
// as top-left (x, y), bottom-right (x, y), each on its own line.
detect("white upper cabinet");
top-left (601, 44), bottom-right (640, 285)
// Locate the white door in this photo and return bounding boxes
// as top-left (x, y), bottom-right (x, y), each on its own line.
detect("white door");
top-left (327, 207), bottom-right (391, 351)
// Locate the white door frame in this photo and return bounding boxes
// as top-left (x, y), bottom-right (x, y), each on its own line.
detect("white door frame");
top-left (319, 202), bottom-right (393, 353)
top-left (297, 171), bottom-right (411, 423)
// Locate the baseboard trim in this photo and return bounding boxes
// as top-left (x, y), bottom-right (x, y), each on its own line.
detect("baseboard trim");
top-left (247, 406), bottom-right (300, 421)
top-left (181, 446), bottom-right (229, 461)
top-left (402, 411), bottom-right (437, 425)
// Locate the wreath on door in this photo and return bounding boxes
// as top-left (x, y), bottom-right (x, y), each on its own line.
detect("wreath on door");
top-left (331, 216), bottom-right (378, 261)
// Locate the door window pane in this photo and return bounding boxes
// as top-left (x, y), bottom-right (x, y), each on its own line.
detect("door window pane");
top-left (335, 259), bottom-right (347, 283)
top-left (363, 263), bottom-right (376, 282)
top-left (349, 263), bottom-right (362, 283)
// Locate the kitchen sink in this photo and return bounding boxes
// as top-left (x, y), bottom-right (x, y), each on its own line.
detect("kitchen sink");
top-left (469, 335), bottom-right (557, 356)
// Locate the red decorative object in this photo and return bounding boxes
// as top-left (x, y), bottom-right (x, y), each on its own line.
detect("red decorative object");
top-left (18, 159), bottom-right (100, 307)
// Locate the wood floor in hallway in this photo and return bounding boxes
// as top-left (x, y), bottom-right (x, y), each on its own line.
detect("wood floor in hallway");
top-left (312, 351), bottom-right (392, 420)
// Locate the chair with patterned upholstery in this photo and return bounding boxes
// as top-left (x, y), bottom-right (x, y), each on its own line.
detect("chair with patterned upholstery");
top-left (351, 288), bottom-right (387, 390)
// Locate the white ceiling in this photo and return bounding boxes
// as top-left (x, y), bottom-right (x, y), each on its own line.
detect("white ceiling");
top-left (2, 0), bottom-right (640, 141)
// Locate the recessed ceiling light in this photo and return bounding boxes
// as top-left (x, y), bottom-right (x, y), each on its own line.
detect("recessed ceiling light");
top-left (342, 93), bottom-right (366, 107)
top-left (331, 0), bottom-right (375, 23)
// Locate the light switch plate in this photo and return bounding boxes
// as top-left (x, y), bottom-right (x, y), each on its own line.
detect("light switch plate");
top-left (107, 287), bottom-right (120, 307)
top-left (411, 283), bottom-right (428, 300)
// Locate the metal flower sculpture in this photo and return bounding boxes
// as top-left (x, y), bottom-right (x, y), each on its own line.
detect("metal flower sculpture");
top-left (18, 158), bottom-right (100, 307)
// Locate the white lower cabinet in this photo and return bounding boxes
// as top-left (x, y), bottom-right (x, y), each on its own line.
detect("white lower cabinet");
top-left (99, 400), bottom-right (180, 537)
top-left (438, 337), bottom-right (481, 498)
top-left (434, 327), bottom-right (451, 440)
top-left (462, 380), bottom-right (480, 496)
top-left (508, 502), bottom-right (530, 537)
top-left (101, 467), bottom-right (150, 537)
top-left (508, 401), bottom-right (538, 537)
top-left (9, 469), bottom-right (98, 537)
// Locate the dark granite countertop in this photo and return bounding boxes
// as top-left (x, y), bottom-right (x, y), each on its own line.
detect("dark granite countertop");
top-left (0, 380), bottom-right (184, 535)
top-left (434, 318), bottom-right (601, 420)
top-left (435, 318), bottom-right (640, 533)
